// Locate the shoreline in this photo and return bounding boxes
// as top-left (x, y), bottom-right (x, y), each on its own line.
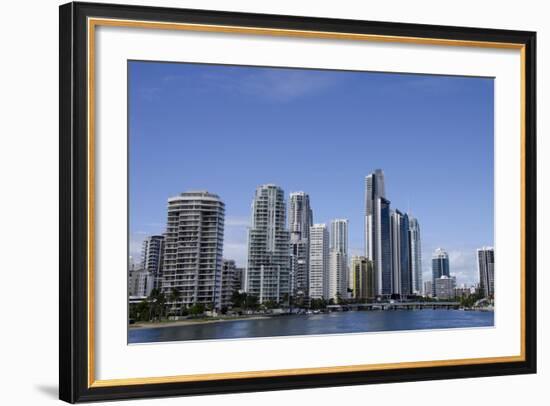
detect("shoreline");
top-left (129, 315), bottom-right (272, 330)
top-left (129, 308), bottom-right (493, 330)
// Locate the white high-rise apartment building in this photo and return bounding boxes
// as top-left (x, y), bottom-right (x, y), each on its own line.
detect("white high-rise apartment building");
top-left (161, 191), bottom-right (225, 309)
top-left (289, 192), bottom-right (313, 300)
top-left (408, 217), bottom-right (423, 295)
top-left (309, 224), bottom-right (329, 300)
top-left (329, 219), bottom-right (349, 301)
top-left (245, 184), bottom-right (290, 304)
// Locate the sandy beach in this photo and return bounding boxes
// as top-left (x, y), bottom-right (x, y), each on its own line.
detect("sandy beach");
top-left (129, 315), bottom-right (272, 330)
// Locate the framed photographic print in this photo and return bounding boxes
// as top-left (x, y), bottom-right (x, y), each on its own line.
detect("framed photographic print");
top-left (59, 1), bottom-right (537, 403)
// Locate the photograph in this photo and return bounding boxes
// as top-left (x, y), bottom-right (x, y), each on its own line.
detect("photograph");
top-left (55, 1), bottom-right (536, 402)
top-left (127, 61), bottom-right (495, 344)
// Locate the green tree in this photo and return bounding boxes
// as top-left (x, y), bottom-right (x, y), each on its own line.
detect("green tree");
top-left (262, 300), bottom-right (277, 310)
top-left (231, 290), bottom-right (246, 308)
top-left (148, 288), bottom-right (166, 321)
top-left (459, 293), bottom-right (484, 308)
top-left (231, 291), bottom-right (260, 311)
top-left (310, 298), bottom-right (327, 310)
top-left (189, 303), bottom-right (206, 316)
top-left (245, 294), bottom-right (259, 310)
top-left (168, 287), bottom-right (181, 316)
top-left (130, 299), bottom-right (151, 322)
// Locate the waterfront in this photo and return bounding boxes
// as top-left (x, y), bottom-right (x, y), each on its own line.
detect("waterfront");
top-left (128, 309), bottom-right (494, 344)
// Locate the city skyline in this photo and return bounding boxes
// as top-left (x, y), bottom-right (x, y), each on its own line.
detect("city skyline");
top-left (129, 61), bottom-right (494, 285)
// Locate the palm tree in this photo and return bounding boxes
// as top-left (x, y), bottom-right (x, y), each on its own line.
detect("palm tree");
top-left (147, 288), bottom-right (166, 321)
top-left (168, 287), bottom-right (181, 316)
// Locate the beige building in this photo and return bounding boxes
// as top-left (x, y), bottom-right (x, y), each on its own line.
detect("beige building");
top-left (350, 256), bottom-right (375, 300)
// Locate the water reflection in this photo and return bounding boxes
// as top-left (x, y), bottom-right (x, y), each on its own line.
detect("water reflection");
top-left (129, 310), bottom-right (494, 344)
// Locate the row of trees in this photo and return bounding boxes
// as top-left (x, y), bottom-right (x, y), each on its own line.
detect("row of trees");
top-left (129, 288), bottom-right (214, 322)
top-left (130, 287), bottom-right (488, 322)
top-left (457, 293), bottom-right (488, 308)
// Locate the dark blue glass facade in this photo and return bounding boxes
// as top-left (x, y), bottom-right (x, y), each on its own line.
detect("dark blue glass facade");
top-left (380, 197), bottom-right (392, 296)
top-left (431, 253), bottom-right (450, 296)
top-left (400, 213), bottom-right (411, 295)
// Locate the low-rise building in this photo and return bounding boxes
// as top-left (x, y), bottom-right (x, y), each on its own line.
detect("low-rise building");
top-left (423, 281), bottom-right (433, 298)
top-left (129, 269), bottom-right (155, 297)
top-left (434, 275), bottom-right (456, 300)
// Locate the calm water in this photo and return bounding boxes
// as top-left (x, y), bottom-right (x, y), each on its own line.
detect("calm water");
top-left (129, 310), bottom-right (493, 344)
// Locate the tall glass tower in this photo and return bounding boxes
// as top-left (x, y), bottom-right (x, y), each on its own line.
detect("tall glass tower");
top-left (431, 248), bottom-right (450, 296)
top-left (289, 192), bottom-right (313, 240)
top-left (245, 184), bottom-right (290, 304)
top-left (390, 210), bottom-right (411, 296)
top-left (365, 169), bottom-right (392, 296)
top-left (477, 247), bottom-right (494, 298)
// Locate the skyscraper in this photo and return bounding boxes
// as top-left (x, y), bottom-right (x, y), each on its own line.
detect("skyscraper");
top-left (477, 247), bottom-right (495, 298)
top-left (141, 234), bottom-right (165, 289)
top-left (289, 192), bottom-right (313, 240)
top-left (408, 217), bottom-right (423, 295)
top-left (432, 248), bottom-right (450, 296)
top-left (219, 259), bottom-right (244, 308)
top-left (365, 169), bottom-right (392, 296)
top-left (162, 191), bottom-right (225, 309)
top-left (329, 219), bottom-right (349, 302)
top-left (350, 256), bottom-right (375, 300)
top-left (309, 224), bottom-right (329, 300)
top-left (390, 210), bottom-right (411, 296)
top-left (288, 192), bottom-right (313, 300)
top-left (245, 184), bottom-right (291, 304)
top-left (290, 240), bottom-right (308, 300)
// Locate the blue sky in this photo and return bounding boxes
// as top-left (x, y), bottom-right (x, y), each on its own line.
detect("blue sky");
top-left (129, 61), bottom-right (494, 286)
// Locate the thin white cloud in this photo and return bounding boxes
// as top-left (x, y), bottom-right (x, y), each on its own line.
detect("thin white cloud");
top-left (138, 86), bottom-right (162, 102)
top-left (240, 70), bottom-right (339, 102)
top-left (225, 216), bottom-right (250, 227)
top-left (164, 68), bottom-right (341, 103)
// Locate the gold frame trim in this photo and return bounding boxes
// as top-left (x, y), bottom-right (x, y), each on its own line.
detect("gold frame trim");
top-left (87, 17), bottom-right (527, 388)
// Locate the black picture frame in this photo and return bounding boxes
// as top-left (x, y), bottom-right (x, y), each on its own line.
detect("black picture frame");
top-left (59, 1), bottom-right (537, 403)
